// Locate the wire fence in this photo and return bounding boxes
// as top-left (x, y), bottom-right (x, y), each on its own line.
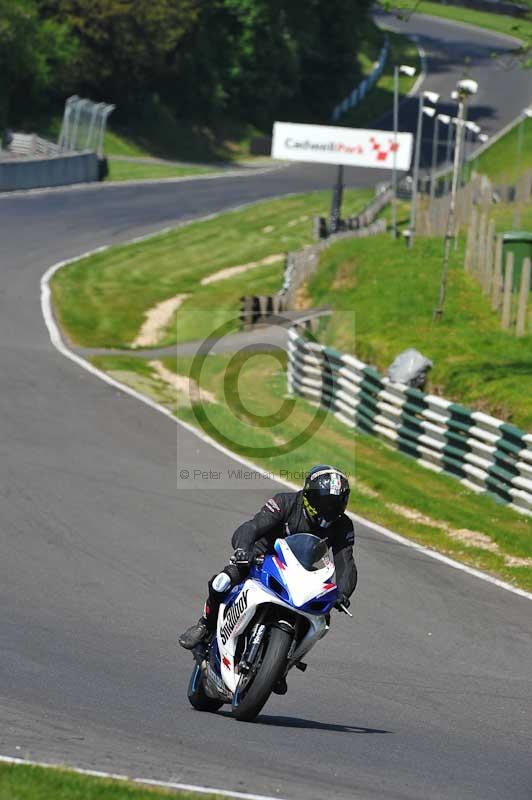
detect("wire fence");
top-left (57, 96), bottom-right (115, 156)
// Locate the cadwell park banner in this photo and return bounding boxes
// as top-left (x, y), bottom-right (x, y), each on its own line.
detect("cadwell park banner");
top-left (271, 121), bottom-right (414, 171)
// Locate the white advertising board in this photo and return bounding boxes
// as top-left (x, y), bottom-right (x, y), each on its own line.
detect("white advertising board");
top-left (272, 121), bottom-right (413, 171)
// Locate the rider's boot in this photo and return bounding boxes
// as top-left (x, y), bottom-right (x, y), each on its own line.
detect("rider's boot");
top-left (178, 616), bottom-right (210, 650)
top-left (272, 675), bottom-right (288, 695)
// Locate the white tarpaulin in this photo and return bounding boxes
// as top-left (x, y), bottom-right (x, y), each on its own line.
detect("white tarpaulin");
top-left (271, 121), bottom-right (414, 171)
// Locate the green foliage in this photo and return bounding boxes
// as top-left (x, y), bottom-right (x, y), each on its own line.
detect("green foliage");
top-left (10, 0), bottom-right (373, 134)
top-left (0, 0), bottom-right (76, 129)
top-left (37, 0), bottom-right (200, 105)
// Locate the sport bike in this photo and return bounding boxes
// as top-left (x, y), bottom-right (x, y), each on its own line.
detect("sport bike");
top-left (187, 532), bottom-right (349, 722)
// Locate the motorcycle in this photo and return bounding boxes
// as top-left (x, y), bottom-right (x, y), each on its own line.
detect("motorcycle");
top-left (187, 532), bottom-right (350, 722)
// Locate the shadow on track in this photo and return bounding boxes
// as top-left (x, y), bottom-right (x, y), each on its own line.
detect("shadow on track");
top-left (219, 711), bottom-right (390, 733)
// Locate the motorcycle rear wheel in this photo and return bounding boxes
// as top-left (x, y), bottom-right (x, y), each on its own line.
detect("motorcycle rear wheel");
top-left (187, 664), bottom-right (224, 712)
top-left (232, 626), bottom-right (292, 722)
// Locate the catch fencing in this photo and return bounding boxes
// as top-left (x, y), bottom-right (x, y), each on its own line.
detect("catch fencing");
top-left (332, 38), bottom-right (389, 122)
top-left (288, 329), bottom-right (532, 516)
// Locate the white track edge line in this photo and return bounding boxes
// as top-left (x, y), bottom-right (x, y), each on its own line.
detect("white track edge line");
top-left (407, 39), bottom-right (427, 98)
top-left (40, 223), bottom-right (532, 603)
top-left (0, 756), bottom-right (288, 800)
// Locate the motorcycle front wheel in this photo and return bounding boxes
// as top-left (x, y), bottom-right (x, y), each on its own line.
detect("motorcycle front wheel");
top-left (187, 663), bottom-right (224, 712)
top-left (232, 626), bottom-right (292, 722)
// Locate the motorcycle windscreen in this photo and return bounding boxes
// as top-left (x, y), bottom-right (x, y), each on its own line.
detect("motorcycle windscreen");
top-left (283, 533), bottom-right (331, 571)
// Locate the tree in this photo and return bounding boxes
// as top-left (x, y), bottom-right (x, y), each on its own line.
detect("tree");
top-left (0, 0), bottom-right (75, 129)
top-left (37, 0), bottom-right (201, 106)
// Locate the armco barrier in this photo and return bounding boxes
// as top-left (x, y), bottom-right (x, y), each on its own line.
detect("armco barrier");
top-left (332, 37), bottom-right (389, 122)
top-left (288, 329), bottom-right (532, 516)
top-left (0, 152), bottom-right (99, 192)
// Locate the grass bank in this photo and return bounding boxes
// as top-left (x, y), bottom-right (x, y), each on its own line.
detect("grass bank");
top-left (470, 117), bottom-right (532, 183)
top-left (304, 224), bottom-right (532, 430)
top-left (90, 351), bottom-right (532, 591)
top-left (381, 0), bottom-right (531, 46)
top-left (0, 762), bottom-right (221, 800)
top-left (50, 190), bottom-right (373, 349)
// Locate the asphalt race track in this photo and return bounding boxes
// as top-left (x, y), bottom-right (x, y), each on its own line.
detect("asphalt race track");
top-left (1, 12), bottom-right (531, 800)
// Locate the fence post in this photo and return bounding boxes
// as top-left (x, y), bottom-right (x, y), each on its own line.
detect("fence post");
top-left (516, 257), bottom-right (531, 337)
top-left (482, 219), bottom-right (495, 295)
top-left (475, 211), bottom-right (487, 280)
top-left (501, 252), bottom-right (514, 330)
top-left (465, 207), bottom-right (478, 273)
top-left (491, 235), bottom-right (503, 311)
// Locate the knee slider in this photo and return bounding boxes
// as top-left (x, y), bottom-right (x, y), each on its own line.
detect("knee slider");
top-left (211, 572), bottom-right (232, 594)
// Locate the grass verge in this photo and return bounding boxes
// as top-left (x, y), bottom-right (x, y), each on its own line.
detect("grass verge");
top-left (380, 1), bottom-right (531, 47)
top-left (0, 762), bottom-right (222, 800)
top-left (50, 189), bottom-right (373, 349)
top-left (304, 224), bottom-right (532, 430)
top-left (90, 351), bottom-right (532, 591)
top-left (106, 159), bottom-right (213, 182)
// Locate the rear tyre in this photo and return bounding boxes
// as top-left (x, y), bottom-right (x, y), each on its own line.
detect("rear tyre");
top-left (187, 664), bottom-right (224, 712)
top-left (232, 626), bottom-right (292, 722)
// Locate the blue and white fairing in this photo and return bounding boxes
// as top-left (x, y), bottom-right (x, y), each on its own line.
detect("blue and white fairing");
top-left (253, 536), bottom-right (339, 615)
top-left (215, 534), bottom-right (339, 695)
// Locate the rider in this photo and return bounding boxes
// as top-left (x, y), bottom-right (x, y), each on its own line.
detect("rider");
top-left (179, 465), bottom-right (357, 661)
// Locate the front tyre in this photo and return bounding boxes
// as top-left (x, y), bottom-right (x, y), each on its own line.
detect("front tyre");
top-left (232, 626), bottom-right (292, 722)
top-left (187, 664), bottom-right (223, 712)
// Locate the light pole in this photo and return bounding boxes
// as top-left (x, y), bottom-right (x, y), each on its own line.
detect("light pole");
top-left (459, 121), bottom-right (479, 184)
top-left (329, 165), bottom-right (344, 234)
top-left (430, 113), bottom-right (442, 202)
top-left (442, 116), bottom-right (455, 195)
top-left (408, 90), bottom-right (439, 248)
top-left (514, 107), bottom-right (532, 227)
top-left (434, 79), bottom-right (478, 321)
top-left (391, 64), bottom-right (416, 238)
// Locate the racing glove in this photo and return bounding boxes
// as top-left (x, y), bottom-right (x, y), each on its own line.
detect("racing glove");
top-left (335, 593), bottom-right (351, 611)
top-left (231, 547), bottom-right (252, 565)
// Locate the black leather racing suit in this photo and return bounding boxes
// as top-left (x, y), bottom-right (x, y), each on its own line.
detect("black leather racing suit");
top-left (204, 490), bottom-right (357, 626)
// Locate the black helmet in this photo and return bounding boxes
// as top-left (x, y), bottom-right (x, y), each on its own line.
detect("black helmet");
top-left (303, 465), bottom-right (350, 528)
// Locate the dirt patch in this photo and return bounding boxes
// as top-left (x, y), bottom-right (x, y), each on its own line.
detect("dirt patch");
top-left (287, 215), bottom-right (309, 228)
top-left (149, 360), bottom-right (217, 405)
top-left (294, 283), bottom-right (313, 310)
top-left (446, 528), bottom-right (500, 553)
top-left (132, 294), bottom-right (189, 348)
top-left (387, 503), bottom-right (500, 553)
top-left (354, 481), bottom-right (379, 499)
top-left (332, 260), bottom-right (356, 291)
top-left (201, 253), bottom-right (284, 286)
top-left (504, 555), bottom-right (532, 568)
